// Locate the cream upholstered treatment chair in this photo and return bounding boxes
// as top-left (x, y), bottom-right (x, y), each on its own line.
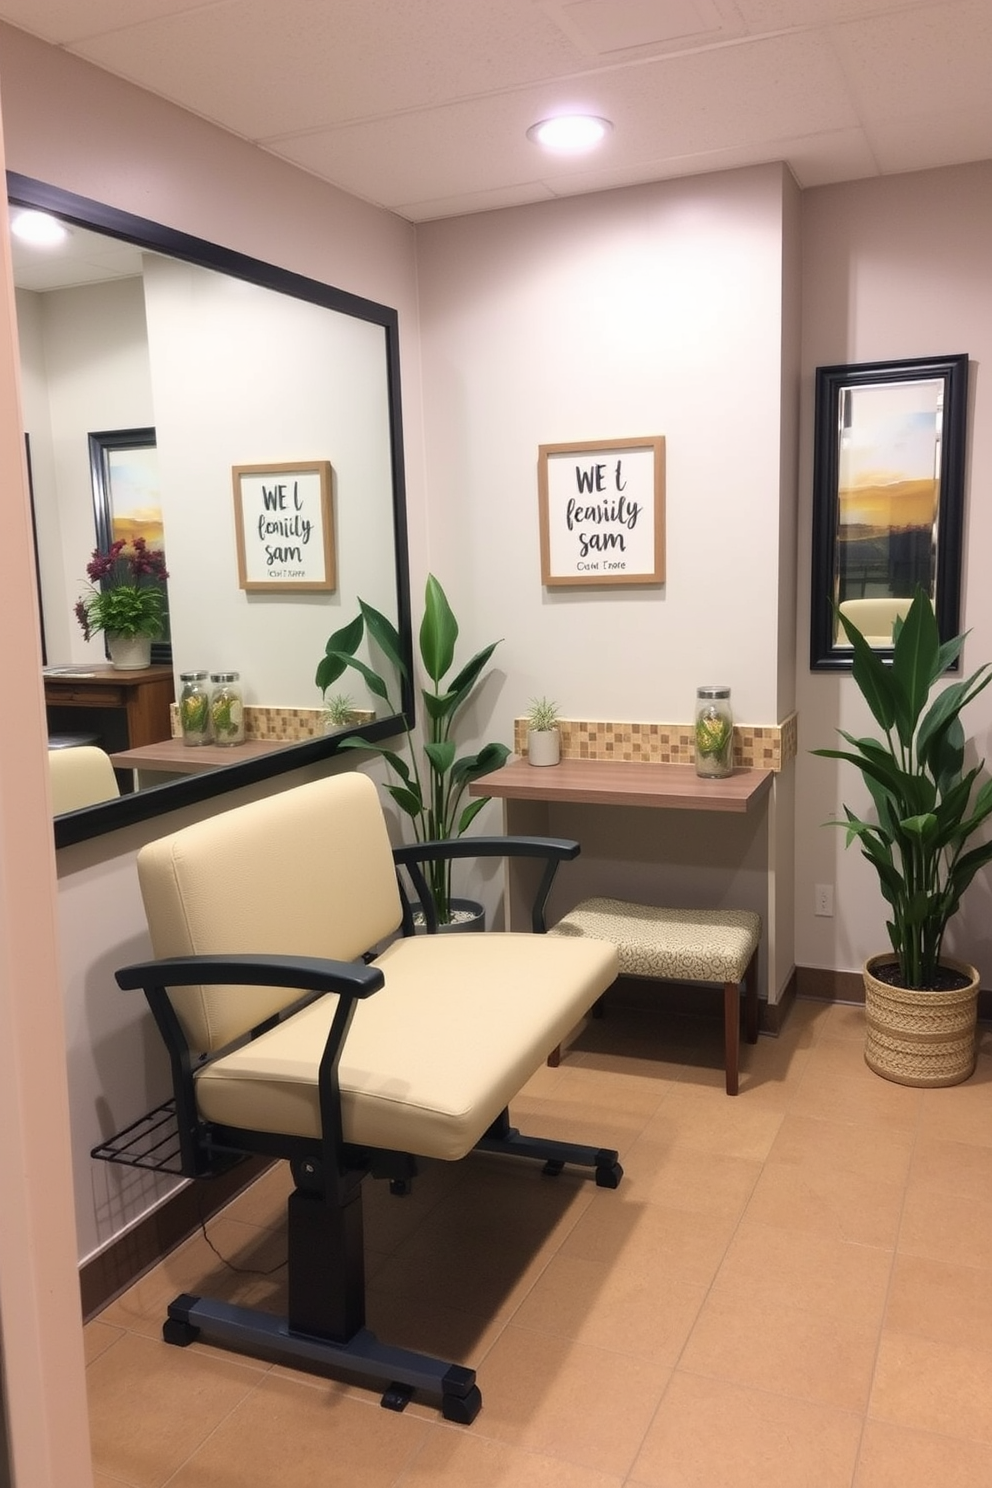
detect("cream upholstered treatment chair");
top-left (47, 745), bottom-right (120, 814)
top-left (111, 771), bottom-right (621, 1422)
top-left (837, 596), bottom-right (912, 646)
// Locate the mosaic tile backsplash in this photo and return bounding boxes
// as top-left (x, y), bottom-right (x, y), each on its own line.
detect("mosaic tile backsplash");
top-left (513, 713), bottom-right (797, 772)
top-left (170, 705), bottom-right (375, 741)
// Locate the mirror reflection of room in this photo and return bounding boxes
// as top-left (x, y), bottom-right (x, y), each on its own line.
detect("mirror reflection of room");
top-left (13, 205), bottom-right (401, 813)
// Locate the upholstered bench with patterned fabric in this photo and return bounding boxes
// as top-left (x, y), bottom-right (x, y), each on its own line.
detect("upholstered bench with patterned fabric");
top-left (547, 897), bottom-right (761, 1095)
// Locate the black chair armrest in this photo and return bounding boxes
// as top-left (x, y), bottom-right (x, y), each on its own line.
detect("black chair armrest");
top-left (392, 836), bottom-right (580, 934)
top-left (115, 954), bottom-right (384, 1179)
top-left (116, 953), bottom-right (384, 999)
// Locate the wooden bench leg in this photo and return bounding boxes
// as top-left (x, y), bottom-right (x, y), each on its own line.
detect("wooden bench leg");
top-left (723, 980), bottom-right (740, 1096)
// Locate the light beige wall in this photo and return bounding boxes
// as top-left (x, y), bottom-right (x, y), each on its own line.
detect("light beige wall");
top-left (796, 161), bottom-right (992, 984)
top-left (416, 162), bottom-right (796, 730)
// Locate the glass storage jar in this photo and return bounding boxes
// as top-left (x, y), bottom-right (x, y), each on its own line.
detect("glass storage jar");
top-left (178, 670), bottom-right (211, 746)
top-left (209, 672), bottom-right (245, 746)
top-left (695, 685), bottom-right (733, 779)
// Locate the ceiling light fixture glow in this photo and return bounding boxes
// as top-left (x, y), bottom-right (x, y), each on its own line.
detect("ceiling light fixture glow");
top-left (527, 115), bottom-right (613, 153)
top-left (10, 210), bottom-right (69, 247)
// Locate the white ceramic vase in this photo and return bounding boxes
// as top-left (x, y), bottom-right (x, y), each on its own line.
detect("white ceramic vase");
top-left (527, 727), bottom-right (561, 767)
top-left (107, 633), bottom-right (152, 670)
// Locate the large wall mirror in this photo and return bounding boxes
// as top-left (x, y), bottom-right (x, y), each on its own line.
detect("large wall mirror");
top-left (809, 352), bottom-right (968, 671)
top-left (9, 173), bottom-right (413, 846)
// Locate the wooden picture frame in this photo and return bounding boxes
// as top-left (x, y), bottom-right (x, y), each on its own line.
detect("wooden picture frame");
top-left (232, 460), bottom-right (335, 592)
top-left (809, 354), bottom-right (968, 671)
top-left (538, 436), bottom-right (665, 587)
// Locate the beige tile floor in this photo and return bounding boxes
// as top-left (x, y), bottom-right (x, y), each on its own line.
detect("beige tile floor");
top-left (85, 997), bottom-right (992, 1487)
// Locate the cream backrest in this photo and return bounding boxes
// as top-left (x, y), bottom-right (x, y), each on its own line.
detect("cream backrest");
top-left (48, 745), bottom-right (120, 814)
top-left (837, 596), bottom-right (912, 646)
top-left (136, 771), bottom-right (403, 1056)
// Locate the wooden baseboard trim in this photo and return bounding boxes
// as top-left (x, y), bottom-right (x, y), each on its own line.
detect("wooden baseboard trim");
top-left (79, 1155), bottom-right (272, 1322)
top-left (794, 965), bottom-right (991, 1023)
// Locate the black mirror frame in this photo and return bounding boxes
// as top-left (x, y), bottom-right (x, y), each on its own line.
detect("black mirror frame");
top-left (9, 172), bottom-right (414, 847)
top-left (809, 352), bottom-right (968, 672)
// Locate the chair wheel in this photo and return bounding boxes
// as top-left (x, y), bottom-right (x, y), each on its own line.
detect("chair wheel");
top-left (542, 1159), bottom-right (564, 1177)
top-left (162, 1317), bottom-right (198, 1347)
top-left (442, 1384), bottom-right (482, 1424)
top-left (595, 1161), bottom-right (623, 1189)
top-left (380, 1382), bottom-right (413, 1412)
top-left (388, 1178), bottom-right (410, 1197)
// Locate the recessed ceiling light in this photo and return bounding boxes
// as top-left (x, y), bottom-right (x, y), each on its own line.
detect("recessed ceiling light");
top-left (526, 115), bottom-right (613, 153)
top-left (10, 210), bottom-right (69, 247)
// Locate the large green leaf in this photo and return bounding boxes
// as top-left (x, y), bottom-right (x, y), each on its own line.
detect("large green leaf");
top-left (837, 608), bottom-right (897, 732)
top-left (419, 575), bottom-right (457, 686)
top-left (424, 740), bottom-right (456, 777)
top-left (889, 588), bottom-right (939, 744)
top-left (360, 600), bottom-right (408, 681)
top-left (321, 652), bottom-right (391, 704)
top-left (383, 783), bottom-right (424, 820)
top-left (315, 614), bottom-right (366, 691)
top-left (446, 641), bottom-right (502, 711)
top-left (456, 796), bottom-right (488, 834)
top-left (449, 740), bottom-right (511, 786)
top-left (336, 738), bottom-right (415, 787)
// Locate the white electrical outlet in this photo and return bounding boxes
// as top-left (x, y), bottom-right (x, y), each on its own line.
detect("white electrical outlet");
top-left (814, 883), bottom-right (834, 917)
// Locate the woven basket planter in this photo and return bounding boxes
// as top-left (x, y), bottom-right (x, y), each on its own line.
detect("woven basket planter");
top-left (863, 954), bottom-right (979, 1088)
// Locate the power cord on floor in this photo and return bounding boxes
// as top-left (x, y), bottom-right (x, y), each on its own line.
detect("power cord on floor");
top-left (195, 1183), bottom-right (287, 1277)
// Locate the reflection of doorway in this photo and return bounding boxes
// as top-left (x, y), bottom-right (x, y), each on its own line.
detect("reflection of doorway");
top-left (88, 427), bottom-right (171, 663)
top-left (25, 433), bottom-right (46, 664)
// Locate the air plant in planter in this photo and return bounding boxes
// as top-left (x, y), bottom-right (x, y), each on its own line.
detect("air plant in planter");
top-left (525, 696), bottom-right (562, 767)
top-left (813, 587), bottom-right (992, 1086)
top-left (316, 575), bottom-right (510, 925)
top-left (321, 692), bottom-right (358, 733)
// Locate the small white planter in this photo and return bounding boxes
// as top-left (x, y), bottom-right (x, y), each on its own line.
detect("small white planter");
top-left (106, 633), bottom-right (152, 670)
top-left (527, 727), bottom-right (561, 767)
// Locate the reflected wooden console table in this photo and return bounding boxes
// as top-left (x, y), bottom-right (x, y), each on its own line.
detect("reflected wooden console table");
top-left (44, 665), bottom-right (175, 752)
top-left (109, 737), bottom-right (296, 790)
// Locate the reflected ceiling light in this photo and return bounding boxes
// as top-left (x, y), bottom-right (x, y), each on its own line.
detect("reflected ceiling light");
top-left (10, 209), bottom-right (69, 246)
top-left (526, 115), bottom-right (613, 153)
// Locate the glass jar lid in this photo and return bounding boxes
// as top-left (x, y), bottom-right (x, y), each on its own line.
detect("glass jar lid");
top-left (210, 671), bottom-right (240, 683)
top-left (696, 685), bottom-right (730, 699)
top-left (179, 670), bottom-right (208, 681)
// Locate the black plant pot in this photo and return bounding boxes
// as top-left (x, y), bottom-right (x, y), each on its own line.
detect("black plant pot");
top-left (413, 897), bottom-right (485, 934)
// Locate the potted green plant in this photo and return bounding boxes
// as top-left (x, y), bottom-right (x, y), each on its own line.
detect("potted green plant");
top-left (525, 696), bottom-right (562, 767)
top-left (316, 574), bottom-right (510, 925)
top-left (813, 587), bottom-right (992, 1085)
top-left (75, 537), bottom-right (168, 670)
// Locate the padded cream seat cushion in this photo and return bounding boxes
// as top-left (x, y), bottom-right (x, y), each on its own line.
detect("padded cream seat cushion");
top-left (549, 897), bottom-right (760, 983)
top-left (195, 931), bottom-right (617, 1159)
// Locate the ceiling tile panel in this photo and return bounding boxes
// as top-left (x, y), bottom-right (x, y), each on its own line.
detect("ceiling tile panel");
top-left (734, 0), bottom-right (934, 30)
top-left (865, 105), bottom-right (992, 176)
top-left (272, 31), bottom-right (858, 213)
top-left (67, 0), bottom-right (590, 139)
top-left (828, 0), bottom-right (992, 122)
top-left (0, 0), bottom-right (218, 45)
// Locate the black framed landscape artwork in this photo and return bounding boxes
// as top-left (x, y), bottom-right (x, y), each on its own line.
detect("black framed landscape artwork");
top-left (88, 426), bottom-right (171, 663)
top-left (809, 353), bottom-right (968, 671)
